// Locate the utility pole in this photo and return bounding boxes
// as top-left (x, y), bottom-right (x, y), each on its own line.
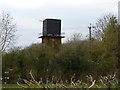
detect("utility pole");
top-left (88, 24), bottom-right (92, 62)
top-left (88, 24), bottom-right (95, 61)
top-left (88, 24), bottom-right (92, 41)
top-left (88, 24), bottom-right (93, 49)
top-left (88, 24), bottom-right (95, 41)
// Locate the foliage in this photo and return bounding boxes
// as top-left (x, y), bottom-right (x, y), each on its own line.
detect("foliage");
top-left (2, 14), bottom-right (119, 87)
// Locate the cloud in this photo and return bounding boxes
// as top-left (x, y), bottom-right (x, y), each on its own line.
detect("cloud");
top-left (1, 0), bottom-right (117, 8)
top-left (0, 0), bottom-right (119, 47)
top-left (1, 0), bottom-right (45, 8)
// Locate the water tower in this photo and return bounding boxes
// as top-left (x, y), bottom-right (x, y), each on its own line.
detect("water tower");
top-left (39, 19), bottom-right (64, 47)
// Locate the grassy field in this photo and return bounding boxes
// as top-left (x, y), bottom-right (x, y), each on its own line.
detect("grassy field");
top-left (2, 84), bottom-right (21, 89)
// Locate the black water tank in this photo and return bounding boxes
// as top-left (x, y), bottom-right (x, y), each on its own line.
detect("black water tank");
top-left (43, 19), bottom-right (61, 36)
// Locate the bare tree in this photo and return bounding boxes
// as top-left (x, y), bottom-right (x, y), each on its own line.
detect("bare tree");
top-left (92, 14), bottom-right (116, 41)
top-left (0, 12), bottom-right (16, 51)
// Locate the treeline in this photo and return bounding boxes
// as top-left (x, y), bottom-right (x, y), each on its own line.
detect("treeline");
top-left (2, 15), bottom-right (119, 84)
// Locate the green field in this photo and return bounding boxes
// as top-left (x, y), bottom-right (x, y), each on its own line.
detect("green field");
top-left (2, 84), bottom-right (21, 89)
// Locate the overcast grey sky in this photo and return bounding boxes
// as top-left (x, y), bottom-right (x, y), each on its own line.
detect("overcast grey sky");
top-left (0, 0), bottom-right (119, 47)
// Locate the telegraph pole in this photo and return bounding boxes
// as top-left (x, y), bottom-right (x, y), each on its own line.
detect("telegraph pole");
top-left (88, 24), bottom-right (92, 62)
top-left (88, 24), bottom-right (95, 61)
top-left (88, 24), bottom-right (92, 51)
top-left (88, 24), bottom-right (92, 41)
